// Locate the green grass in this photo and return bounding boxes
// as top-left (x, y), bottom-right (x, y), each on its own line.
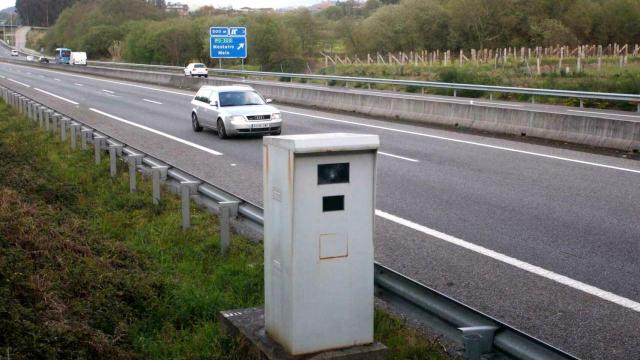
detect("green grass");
top-left (0, 101), bottom-right (450, 359)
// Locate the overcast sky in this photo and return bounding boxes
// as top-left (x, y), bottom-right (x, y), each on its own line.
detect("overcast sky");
top-left (0, 0), bottom-right (321, 11)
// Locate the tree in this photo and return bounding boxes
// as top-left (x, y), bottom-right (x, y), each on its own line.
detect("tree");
top-left (16, 0), bottom-right (77, 27)
top-left (283, 9), bottom-right (320, 56)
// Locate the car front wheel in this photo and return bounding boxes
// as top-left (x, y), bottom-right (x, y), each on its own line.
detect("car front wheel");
top-left (192, 113), bottom-right (203, 132)
top-left (217, 119), bottom-right (228, 139)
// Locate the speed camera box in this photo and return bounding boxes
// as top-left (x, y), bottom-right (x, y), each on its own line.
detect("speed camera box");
top-left (263, 133), bottom-right (379, 355)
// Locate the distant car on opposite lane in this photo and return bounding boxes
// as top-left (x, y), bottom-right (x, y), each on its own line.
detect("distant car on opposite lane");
top-left (190, 85), bottom-right (282, 139)
top-left (26, 55), bottom-right (35, 62)
top-left (184, 63), bottom-right (208, 78)
top-left (39, 56), bottom-right (50, 64)
top-left (10, 50), bottom-right (18, 56)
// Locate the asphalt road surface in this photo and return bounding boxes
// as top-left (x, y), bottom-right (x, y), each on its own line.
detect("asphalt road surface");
top-left (1, 56), bottom-right (639, 359)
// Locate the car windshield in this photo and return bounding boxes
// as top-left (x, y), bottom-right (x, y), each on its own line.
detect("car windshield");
top-left (218, 91), bottom-right (265, 107)
top-left (194, 64), bottom-right (206, 68)
top-left (61, 50), bottom-right (71, 57)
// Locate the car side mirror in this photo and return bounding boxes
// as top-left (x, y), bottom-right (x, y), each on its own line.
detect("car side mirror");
top-left (266, 98), bottom-right (273, 103)
top-left (210, 100), bottom-right (218, 107)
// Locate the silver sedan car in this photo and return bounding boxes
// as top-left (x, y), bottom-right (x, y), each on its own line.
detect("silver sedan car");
top-left (190, 85), bottom-right (282, 139)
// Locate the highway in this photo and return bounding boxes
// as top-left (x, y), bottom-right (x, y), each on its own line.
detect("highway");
top-left (1, 54), bottom-right (639, 359)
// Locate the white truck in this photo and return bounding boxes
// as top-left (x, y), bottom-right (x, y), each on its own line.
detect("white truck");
top-left (69, 52), bottom-right (87, 65)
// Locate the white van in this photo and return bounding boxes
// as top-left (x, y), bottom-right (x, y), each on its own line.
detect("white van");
top-left (69, 52), bottom-right (87, 65)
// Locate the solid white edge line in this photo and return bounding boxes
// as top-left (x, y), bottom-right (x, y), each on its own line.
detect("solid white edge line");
top-left (34, 88), bottom-right (80, 105)
top-left (375, 209), bottom-right (640, 312)
top-left (378, 151), bottom-right (419, 162)
top-left (143, 98), bottom-right (162, 105)
top-left (89, 108), bottom-right (223, 156)
top-left (102, 89), bottom-right (114, 94)
top-left (7, 78), bottom-right (30, 87)
top-left (284, 110), bottom-right (640, 174)
top-left (568, 109), bottom-right (640, 119)
top-left (74, 83), bottom-right (83, 87)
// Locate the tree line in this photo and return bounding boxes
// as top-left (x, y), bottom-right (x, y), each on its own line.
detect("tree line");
top-left (39, 0), bottom-right (640, 71)
top-left (16, 0), bottom-right (165, 27)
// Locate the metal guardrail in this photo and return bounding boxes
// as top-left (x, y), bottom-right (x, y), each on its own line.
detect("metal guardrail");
top-left (0, 85), bottom-right (579, 360)
top-left (89, 60), bottom-right (640, 111)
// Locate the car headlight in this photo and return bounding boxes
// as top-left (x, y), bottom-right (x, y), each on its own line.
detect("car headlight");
top-left (271, 113), bottom-right (282, 120)
top-left (229, 115), bottom-right (245, 122)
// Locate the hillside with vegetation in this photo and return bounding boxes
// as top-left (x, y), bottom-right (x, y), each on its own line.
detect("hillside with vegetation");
top-left (36, 0), bottom-right (640, 104)
top-left (40, 0), bottom-right (640, 66)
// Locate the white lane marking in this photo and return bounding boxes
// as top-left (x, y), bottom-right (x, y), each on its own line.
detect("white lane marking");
top-left (102, 89), bottom-right (115, 94)
top-left (54, 78), bottom-right (61, 81)
top-left (379, 151), bottom-right (419, 162)
top-left (143, 98), bottom-right (162, 105)
top-left (74, 83), bottom-right (83, 87)
top-left (1, 63), bottom-right (193, 96)
top-left (375, 209), bottom-right (640, 312)
top-left (0, 75), bottom-right (5, 79)
top-left (7, 78), bottom-right (30, 87)
top-left (34, 88), bottom-right (80, 105)
top-left (568, 109), bottom-right (640, 119)
top-left (89, 108), bottom-right (223, 156)
top-left (284, 110), bottom-right (640, 174)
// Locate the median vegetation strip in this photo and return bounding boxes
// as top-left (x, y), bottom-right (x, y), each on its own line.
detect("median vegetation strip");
top-left (0, 100), bottom-right (450, 359)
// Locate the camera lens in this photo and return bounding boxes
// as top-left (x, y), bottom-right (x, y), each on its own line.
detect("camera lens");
top-left (318, 163), bottom-right (349, 185)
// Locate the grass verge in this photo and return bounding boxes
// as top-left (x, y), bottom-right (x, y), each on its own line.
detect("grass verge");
top-left (0, 100), bottom-right (450, 359)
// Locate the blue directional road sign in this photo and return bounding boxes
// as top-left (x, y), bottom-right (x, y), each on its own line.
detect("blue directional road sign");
top-left (210, 27), bottom-right (247, 59)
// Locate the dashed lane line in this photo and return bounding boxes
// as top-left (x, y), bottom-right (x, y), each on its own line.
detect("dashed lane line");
top-left (34, 88), bottom-right (80, 105)
top-left (378, 151), bottom-right (419, 162)
top-left (89, 108), bottom-right (223, 156)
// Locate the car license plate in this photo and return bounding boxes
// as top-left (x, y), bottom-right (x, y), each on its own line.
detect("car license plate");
top-left (252, 123), bottom-right (270, 129)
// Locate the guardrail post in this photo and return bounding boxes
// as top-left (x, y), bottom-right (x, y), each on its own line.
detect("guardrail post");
top-left (151, 166), bottom-right (168, 204)
top-left (219, 201), bottom-right (239, 254)
top-left (531, 96), bottom-right (535, 104)
top-left (180, 181), bottom-right (200, 230)
top-left (38, 106), bottom-right (45, 127)
top-left (52, 113), bottom-right (61, 134)
top-left (460, 326), bottom-right (498, 360)
top-left (93, 135), bottom-right (105, 165)
top-left (579, 99), bottom-right (584, 108)
top-left (453, 89), bottom-right (457, 97)
top-left (33, 104), bottom-right (42, 123)
top-left (44, 110), bottom-right (53, 131)
top-left (60, 117), bottom-right (69, 142)
top-left (30, 102), bottom-right (37, 121)
top-left (80, 128), bottom-right (92, 150)
top-left (637, 103), bottom-right (640, 113)
top-left (69, 123), bottom-right (81, 149)
top-left (127, 154), bottom-right (144, 192)
top-left (108, 144), bottom-right (123, 178)
top-left (26, 101), bottom-right (33, 119)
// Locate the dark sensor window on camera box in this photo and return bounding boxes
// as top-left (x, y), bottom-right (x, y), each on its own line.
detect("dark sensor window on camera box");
top-left (318, 163), bottom-right (349, 185)
top-left (323, 195), bottom-right (345, 212)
